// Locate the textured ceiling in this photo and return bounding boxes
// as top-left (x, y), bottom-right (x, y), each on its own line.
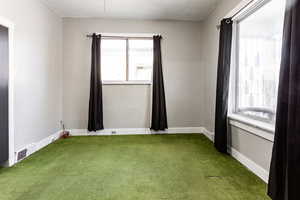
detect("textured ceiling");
top-left (41, 0), bottom-right (219, 21)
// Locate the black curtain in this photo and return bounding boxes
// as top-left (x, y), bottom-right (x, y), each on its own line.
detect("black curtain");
top-left (88, 34), bottom-right (104, 132)
top-left (214, 18), bottom-right (233, 153)
top-left (151, 35), bottom-right (168, 131)
top-left (268, 0), bottom-right (300, 199)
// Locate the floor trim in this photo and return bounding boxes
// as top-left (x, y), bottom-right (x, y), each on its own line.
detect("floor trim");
top-left (9, 127), bottom-right (203, 166)
top-left (14, 130), bottom-right (62, 165)
top-left (69, 127), bottom-right (203, 136)
top-left (10, 126), bottom-right (270, 183)
top-left (228, 147), bottom-right (269, 183)
top-left (201, 128), bottom-right (214, 142)
top-left (201, 127), bottom-right (269, 183)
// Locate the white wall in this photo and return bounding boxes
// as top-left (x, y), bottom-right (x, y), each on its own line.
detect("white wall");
top-left (201, 0), bottom-right (274, 179)
top-left (0, 0), bottom-right (275, 177)
top-left (201, 0), bottom-right (243, 132)
top-left (63, 18), bottom-right (205, 129)
top-left (0, 0), bottom-right (63, 151)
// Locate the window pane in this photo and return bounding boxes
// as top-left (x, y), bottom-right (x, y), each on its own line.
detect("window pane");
top-left (237, 0), bottom-right (285, 121)
top-left (128, 40), bottom-right (153, 81)
top-left (101, 39), bottom-right (127, 81)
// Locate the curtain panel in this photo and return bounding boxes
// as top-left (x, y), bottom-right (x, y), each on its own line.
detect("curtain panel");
top-left (151, 35), bottom-right (168, 131)
top-left (214, 18), bottom-right (233, 153)
top-left (268, 0), bottom-right (300, 199)
top-left (88, 33), bottom-right (104, 132)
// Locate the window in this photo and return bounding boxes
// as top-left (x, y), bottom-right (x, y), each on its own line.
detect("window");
top-left (102, 39), bottom-right (127, 81)
top-left (101, 38), bottom-right (153, 83)
top-left (234, 0), bottom-right (285, 123)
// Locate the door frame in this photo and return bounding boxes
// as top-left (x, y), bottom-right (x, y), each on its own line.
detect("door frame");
top-left (0, 16), bottom-right (15, 167)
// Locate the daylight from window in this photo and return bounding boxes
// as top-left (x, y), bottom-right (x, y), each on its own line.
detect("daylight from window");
top-left (129, 40), bottom-right (153, 81)
top-left (101, 38), bottom-right (153, 82)
top-left (101, 39), bottom-right (127, 81)
top-left (237, 0), bottom-right (285, 122)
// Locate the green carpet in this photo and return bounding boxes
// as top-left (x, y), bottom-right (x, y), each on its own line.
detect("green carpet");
top-left (0, 134), bottom-right (270, 200)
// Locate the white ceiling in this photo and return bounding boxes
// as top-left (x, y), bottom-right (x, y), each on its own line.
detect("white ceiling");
top-left (41, 0), bottom-right (219, 21)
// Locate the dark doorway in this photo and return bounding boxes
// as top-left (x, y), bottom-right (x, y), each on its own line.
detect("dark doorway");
top-left (0, 25), bottom-right (9, 164)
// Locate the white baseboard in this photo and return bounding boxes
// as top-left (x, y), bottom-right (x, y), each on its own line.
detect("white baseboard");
top-left (14, 130), bottom-right (62, 164)
top-left (8, 126), bottom-right (270, 184)
top-left (10, 126), bottom-right (269, 183)
top-left (69, 127), bottom-right (203, 136)
top-left (228, 147), bottom-right (269, 183)
top-left (201, 127), bottom-right (214, 142)
top-left (9, 127), bottom-right (202, 166)
top-left (152, 127), bottom-right (203, 134)
top-left (201, 127), bottom-right (269, 183)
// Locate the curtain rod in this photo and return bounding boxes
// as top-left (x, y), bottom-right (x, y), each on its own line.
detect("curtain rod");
top-left (216, 0), bottom-right (255, 29)
top-left (86, 34), bottom-right (161, 39)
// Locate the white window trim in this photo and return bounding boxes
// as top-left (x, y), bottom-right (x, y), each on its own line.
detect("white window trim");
top-left (227, 0), bottom-right (277, 141)
top-left (101, 35), bottom-right (153, 84)
top-left (102, 80), bottom-right (152, 85)
top-left (228, 114), bottom-right (275, 142)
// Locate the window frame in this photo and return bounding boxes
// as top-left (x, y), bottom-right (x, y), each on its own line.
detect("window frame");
top-left (229, 0), bottom-right (280, 124)
top-left (101, 36), bottom-right (153, 85)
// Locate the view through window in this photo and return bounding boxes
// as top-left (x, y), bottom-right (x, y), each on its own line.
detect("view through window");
top-left (236, 0), bottom-right (286, 122)
top-left (101, 38), bottom-right (153, 82)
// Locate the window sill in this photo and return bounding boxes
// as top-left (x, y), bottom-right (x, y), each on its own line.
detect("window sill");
top-left (102, 81), bottom-right (152, 85)
top-left (228, 114), bottom-right (275, 142)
